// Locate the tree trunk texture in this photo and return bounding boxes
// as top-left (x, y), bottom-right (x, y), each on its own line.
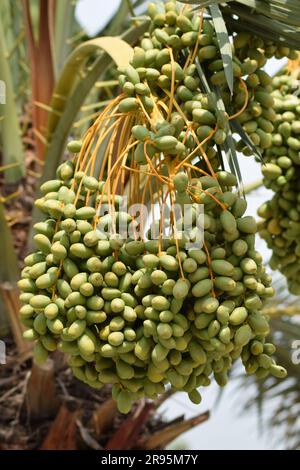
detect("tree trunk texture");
top-left (26, 359), bottom-right (60, 420)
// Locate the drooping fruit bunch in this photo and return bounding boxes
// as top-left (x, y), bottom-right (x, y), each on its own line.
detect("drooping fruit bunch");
top-left (18, 0), bottom-right (288, 413)
top-left (258, 67), bottom-right (300, 294)
top-left (119, 2), bottom-right (295, 161)
top-left (18, 160), bottom-right (285, 412)
top-left (232, 33), bottom-right (297, 156)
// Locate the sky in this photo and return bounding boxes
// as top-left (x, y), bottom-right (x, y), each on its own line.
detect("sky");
top-left (76, 0), bottom-right (122, 36)
top-left (75, 0), bottom-right (287, 450)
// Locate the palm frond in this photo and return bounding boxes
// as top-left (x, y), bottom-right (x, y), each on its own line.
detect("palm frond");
top-left (53, 0), bottom-right (79, 76)
top-left (0, 3), bottom-right (25, 182)
top-left (178, 0), bottom-right (300, 48)
top-left (209, 4), bottom-right (233, 94)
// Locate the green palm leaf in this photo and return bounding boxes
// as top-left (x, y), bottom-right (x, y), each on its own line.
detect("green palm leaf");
top-left (209, 4), bottom-right (233, 95)
top-left (178, 0), bottom-right (300, 48)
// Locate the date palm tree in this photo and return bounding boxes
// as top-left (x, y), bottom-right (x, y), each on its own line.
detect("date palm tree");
top-left (0, 0), bottom-right (209, 450)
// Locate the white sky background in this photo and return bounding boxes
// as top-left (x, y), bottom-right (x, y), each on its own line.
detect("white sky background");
top-left (76, 0), bottom-right (122, 35)
top-left (75, 0), bottom-right (288, 450)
